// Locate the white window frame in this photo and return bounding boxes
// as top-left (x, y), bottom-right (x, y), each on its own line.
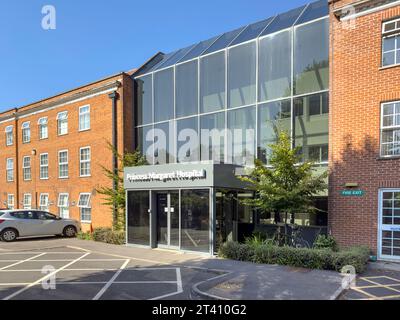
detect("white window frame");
top-left (23, 193), bottom-right (32, 210)
top-left (39, 193), bottom-right (49, 211)
top-left (380, 101), bottom-right (400, 157)
top-left (58, 150), bottom-right (69, 179)
top-left (21, 122), bottom-right (30, 143)
top-left (57, 111), bottom-right (68, 136)
top-left (79, 146), bottom-right (91, 177)
top-left (38, 117), bottom-right (48, 140)
top-left (78, 193), bottom-right (92, 223)
top-left (79, 105), bottom-right (91, 131)
top-left (382, 18), bottom-right (400, 67)
top-left (57, 193), bottom-right (69, 218)
top-left (22, 156), bottom-right (31, 181)
top-left (7, 194), bottom-right (14, 210)
top-left (6, 158), bottom-right (14, 182)
top-left (39, 153), bottom-right (49, 180)
top-left (5, 125), bottom-right (13, 146)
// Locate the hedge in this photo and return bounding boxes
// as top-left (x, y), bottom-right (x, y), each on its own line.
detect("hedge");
top-left (219, 241), bottom-right (370, 273)
top-left (92, 228), bottom-right (126, 245)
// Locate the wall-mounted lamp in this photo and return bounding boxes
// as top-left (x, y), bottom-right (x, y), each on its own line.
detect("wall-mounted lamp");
top-left (31, 149), bottom-right (37, 156)
top-left (345, 183), bottom-right (359, 188)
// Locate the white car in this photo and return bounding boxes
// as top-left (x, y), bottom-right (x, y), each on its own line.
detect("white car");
top-left (0, 209), bottom-right (80, 242)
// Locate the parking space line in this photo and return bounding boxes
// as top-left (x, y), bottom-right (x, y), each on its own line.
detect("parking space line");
top-left (0, 252), bottom-right (85, 255)
top-left (351, 287), bottom-right (381, 300)
top-left (92, 259), bottom-right (130, 300)
top-left (360, 278), bottom-right (400, 293)
top-left (0, 253), bottom-right (46, 271)
top-left (150, 268), bottom-right (183, 300)
top-left (3, 252), bottom-right (90, 300)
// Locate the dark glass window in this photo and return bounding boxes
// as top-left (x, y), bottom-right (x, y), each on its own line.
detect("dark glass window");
top-left (295, 0), bottom-right (328, 25)
top-left (127, 191), bottom-right (150, 246)
top-left (180, 36), bottom-right (219, 63)
top-left (154, 121), bottom-right (174, 165)
top-left (154, 68), bottom-right (174, 122)
top-left (294, 18), bottom-right (329, 95)
top-left (200, 52), bottom-right (225, 113)
top-left (176, 60), bottom-right (198, 118)
top-left (136, 75), bottom-right (152, 126)
top-left (203, 27), bottom-right (245, 55)
top-left (259, 30), bottom-right (292, 102)
top-left (228, 42), bottom-right (257, 108)
top-left (260, 5), bottom-right (307, 36)
top-left (136, 126), bottom-right (153, 165)
top-left (230, 17), bottom-right (274, 46)
top-left (258, 99), bottom-right (291, 164)
top-left (200, 112), bottom-right (225, 163)
top-left (176, 117), bottom-right (199, 163)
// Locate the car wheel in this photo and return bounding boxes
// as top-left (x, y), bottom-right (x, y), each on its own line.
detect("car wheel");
top-left (0, 228), bottom-right (18, 242)
top-left (63, 226), bottom-right (77, 238)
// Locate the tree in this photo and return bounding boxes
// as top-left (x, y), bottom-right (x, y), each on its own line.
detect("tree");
top-left (97, 142), bottom-right (147, 231)
top-left (239, 130), bottom-right (328, 226)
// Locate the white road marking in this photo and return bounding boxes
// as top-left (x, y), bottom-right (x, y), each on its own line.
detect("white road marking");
top-left (150, 268), bottom-right (183, 300)
top-left (0, 253), bottom-right (46, 271)
top-left (3, 252), bottom-right (90, 300)
top-left (0, 252), bottom-right (85, 255)
top-left (92, 259), bottom-right (130, 300)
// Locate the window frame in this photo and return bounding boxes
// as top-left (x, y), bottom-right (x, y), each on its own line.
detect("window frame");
top-left (382, 18), bottom-right (400, 68)
top-left (39, 153), bottom-right (49, 180)
top-left (57, 193), bottom-right (69, 208)
top-left (7, 194), bottom-right (14, 210)
top-left (6, 158), bottom-right (14, 182)
top-left (23, 193), bottom-right (32, 210)
top-left (22, 156), bottom-right (31, 181)
top-left (5, 125), bottom-right (13, 146)
top-left (78, 193), bottom-right (92, 223)
top-left (79, 105), bottom-right (91, 131)
top-left (58, 150), bottom-right (69, 179)
top-left (39, 193), bottom-right (49, 211)
top-left (77, 193), bottom-right (91, 208)
top-left (21, 122), bottom-right (31, 143)
top-left (57, 111), bottom-right (68, 136)
top-left (38, 117), bottom-right (48, 140)
top-left (380, 101), bottom-right (400, 158)
top-left (79, 146), bottom-right (91, 177)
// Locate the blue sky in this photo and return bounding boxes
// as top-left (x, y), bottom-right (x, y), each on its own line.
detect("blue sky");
top-left (0, 0), bottom-right (311, 110)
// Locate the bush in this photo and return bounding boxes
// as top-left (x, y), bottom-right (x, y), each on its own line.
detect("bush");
top-left (313, 234), bottom-right (339, 251)
top-left (219, 241), bottom-right (370, 273)
top-left (92, 228), bottom-right (126, 245)
top-left (77, 231), bottom-right (93, 241)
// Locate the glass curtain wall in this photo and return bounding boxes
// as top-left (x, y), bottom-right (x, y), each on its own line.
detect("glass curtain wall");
top-left (135, 16), bottom-right (329, 166)
top-left (127, 191), bottom-right (150, 246)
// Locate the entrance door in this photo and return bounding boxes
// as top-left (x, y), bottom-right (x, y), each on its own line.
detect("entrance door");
top-left (379, 190), bottom-right (400, 260)
top-left (156, 192), bottom-right (179, 248)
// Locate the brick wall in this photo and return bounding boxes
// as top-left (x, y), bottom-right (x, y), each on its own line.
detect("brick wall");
top-left (329, 0), bottom-right (400, 253)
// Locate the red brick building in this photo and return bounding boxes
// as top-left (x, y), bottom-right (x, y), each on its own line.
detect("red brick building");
top-left (0, 71), bottom-right (135, 231)
top-left (329, 0), bottom-right (400, 260)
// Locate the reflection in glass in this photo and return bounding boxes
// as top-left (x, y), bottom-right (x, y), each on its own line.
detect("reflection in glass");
top-left (228, 42), bottom-right (257, 108)
top-left (200, 52), bottom-right (225, 113)
top-left (227, 106), bottom-right (256, 165)
top-left (181, 189), bottom-right (210, 253)
top-left (136, 75), bottom-right (152, 126)
top-left (176, 60), bottom-right (198, 118)
top-left (200, 112), bottom-right (225, 163)
top-left (294, 92), bottom-right (329, 163)
top-left (294, 18), bottom-right (329, 95)
top-left (259, 31), bottom-right (291, 102)
top-left (258, 100), bottom-right (291, 164)
top-left (136, 126), bottom-right (153, 165)
top-left (127, 191), bottom-right (150, 246)
top-left (154, 68), bottom-right (174, 122)
top-left (176, 117), bottom-right (199, 163)
top-left (154, 122), bottom-right (174, 164)
top-left (216, 190), bottom-right (236, 251)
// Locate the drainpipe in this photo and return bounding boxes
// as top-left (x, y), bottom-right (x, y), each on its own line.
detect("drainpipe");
top-left (14, 110), bottom-right (19, 209)
top-left (108, 91), bottom-right (119, 228)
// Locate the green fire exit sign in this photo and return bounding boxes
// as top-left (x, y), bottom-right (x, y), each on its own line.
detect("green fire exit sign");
top-left (340, 190), bottom-right (365, 197)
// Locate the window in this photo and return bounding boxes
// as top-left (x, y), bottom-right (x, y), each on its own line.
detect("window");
top-left (39, 194), bottom-right (49, 211)
top-left (58, 150), bottom-right (68, 178)
top-left (228, 41), bottom-right (257, 108)
top-left (78, 193), bottom-right (91, 222)
top-left (38, 117), bottom-right (48, 139)
top-left (136, 75), bottom-right (153, 125)
top-left (381, 102), bottom-right (400, 157)
top-left (40, 153), bottom-right (49, 179)
top-left (57, 111), bottom-right (68, 135)
top-left (7, 194), bottom-right (14, 210)
top-left (23, 194), bottom-right (32, 210)
top-left (136, 126), bottom-right (154, 165)
top-left (175, 60), bottom-right (198, 118)
top-left (154, 68), bottom-right (174, 122)
top-left (200, 51), bottom-right (226, 113)
top-left (79, 105), bottom-right (90, 131)
top-left (22, 122), bottom-right (30, 143)
top-left (154, 122), bottom-right (174, 165)
top-left (5, 125), bottom-right (13, 146)
top-left (79, 147), bottom-right (91, 177)
top-left (382, 18), bottom-right (400, 67)
top-left (200, 112), bottom-right (225, 163)
top-left (58, 193), bottom-right (69, 218)
top-left (22, 156), bottom-right (31, 181)
top-left (6, 158), bottom-right (14, 182)
top-left (176, 117), bottom-right (199, 163)
top-left (380, 190), bottom-right (400, 258)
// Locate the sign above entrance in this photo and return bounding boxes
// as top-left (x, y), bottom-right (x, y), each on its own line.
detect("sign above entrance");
top-left (340, 190), bottom-right (365, 197)
top-left (127, 169), bottom-right (206, 183)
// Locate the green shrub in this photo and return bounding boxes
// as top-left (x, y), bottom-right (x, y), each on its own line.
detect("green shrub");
top-left (92, 228), bottom-right (126, 245)
top-left (77, 231), bottom-right (93, 241)
top-left (244, 233), bottom-right (274, 248)
top-left (313, 234), bottom-right (339, 251)
top-left (219, 241), bottom-right (370, 273)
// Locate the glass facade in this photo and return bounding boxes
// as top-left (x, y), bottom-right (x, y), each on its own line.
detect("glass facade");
top-left (134, 14), bottom-right (329, 167)
top-left (127, 191), bottom-right (150, 246)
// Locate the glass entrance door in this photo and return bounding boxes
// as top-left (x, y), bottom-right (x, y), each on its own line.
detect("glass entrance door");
top-left (156, 192), bottom-right (179, 248)
top-left (379, 190), bottom-right (400, 260)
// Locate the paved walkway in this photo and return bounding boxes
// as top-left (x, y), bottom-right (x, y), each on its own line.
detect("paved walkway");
top-left (0, 237), bottom-right (347, 300)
